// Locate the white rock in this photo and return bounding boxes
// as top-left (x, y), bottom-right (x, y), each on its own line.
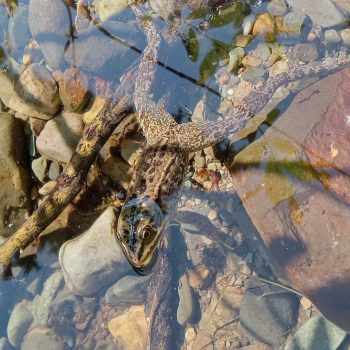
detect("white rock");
top-left (242, 14), bottom-right (255, 35)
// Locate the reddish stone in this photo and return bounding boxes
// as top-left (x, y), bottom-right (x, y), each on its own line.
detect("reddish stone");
top-left (227, 69), bottom-right (350, 331)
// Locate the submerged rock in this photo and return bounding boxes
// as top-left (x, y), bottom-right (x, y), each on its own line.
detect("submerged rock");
top-left (177, 274), bottom-right (195, 326)
top-left (21, 326), bottom-right (64, 350)
top-left (8, 5), bottom-right (30, 52)
top-left (59, 207), bottom-right (133, 296)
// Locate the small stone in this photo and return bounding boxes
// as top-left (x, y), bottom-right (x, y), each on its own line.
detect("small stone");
top-left (267, 53), bottom-right (280, 67)
top-left (30, 117), bottom-right (46, 136)
top-left (241, 68), bottom-right (266, 84)
top-left (324, 29), bottom-right (341, 45)
top-left (228, 47), bottom-right (244, 71)
top-left (194, 154), bottom-right (206, 168)
top-left (300, 296), bottom-right (312, 310)
top-left (21, 326), bottom-right (64, 350)
top-left (253, 13), bottom-right (276, 42)
top-left (101, 156), bottom-right (132, 190)
top-left (108, 305), bottom-right (147, 350)
top-left (177, 274), bottom-right (195, 325)
top-left (7, 301), bottom-right (34, 347)
top-left (269, 60), bottom-right (289, 77)
top-left (242, 55), bottom-right (263, 68)
top-left (274, 16), bottom-right (286, 34)
top-left (294, 43), bottom-right (319, 62)
top-left (340, 28), bottom-right (350, 47)
top-left (208, 209), bottom-right (219, 221)
top-left (38, 180), bottom-right (57, 196)
top-left (31, 156), bottom-right (48, 182)
top-left (255, 43), bottom-right (271, 62)
top-left (48, 161), bottom-right (61, 180)
top-left (95, 0), bottom-right (129, 22)
top-left (0, 71), bottom-right (15, 108)
top-left (188, 267), bottom-right (213, 289)
top-left (235, 34), bottom-right (252, 48)
top-left (242, 14), bottom-right (256, 35)
top-left (8, 63), bottom-right (60, 120)
top-left (283, 10), bottom-right (306, 36)
top-left (120, 137), bottom-right (143, 166)
top-left (267, 0), bottom-right (288, 16)
top-left (185, 327), bottom-right (197, 343)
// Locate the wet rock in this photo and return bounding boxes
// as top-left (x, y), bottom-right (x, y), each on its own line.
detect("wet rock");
top-left (324, 29), bottom-right (341, 45)
top-left (38, 180), bottom-right (57, 196)
top-left (59, 207), bottom-right (133, 296)
top-left (0, 113), bottom-right (30, 237)
top-left (36, 112), bottom-right (84, 163)
top-left (283, 10), bottom-right (306, 35)
top-left (105, 274), bottom-right (151, 305)
top-left (101, 156), bottom-right (132, 190)
top-left (340, 28), bottom-right (350, 47)
top-left (242, 55), bottom-right (263, 68)
top-left (21, 326), bottom-right (64, 350)
top-left (8, 5), bottom-right (30, 52)
top-left (120, 136), bottom-right (143, 165)
top-left (57, 68), bottom-right (90, 112)
top-left (32, 271), bottom-right (64, 326)
top-left (267, 0), bottom-right (288, 16)
top-left (0, 71), bottom-right (16, 108)
top-left (149, 0), bottom-right (176, 20)
top-left (227, 69), bottom-right (350, 331)
top-left (94, 0), bottom-right (129, 22)
top-left (254, 43), bottom-right (271, 62)
top-left (108, 305), bottom-right (147, 350)
top-left (188, 267), bottom-right (214, 289)
top-left (294, 43), bottom-right (319, 62)
top-left (252, 13), bottom-right (276, 42)
top-left (28, 0), bottom-right (70, 69)
top-left (0, 338), bottom-right (11, 350)
top-left (242, 14), bottom-right (255, 35)
top-left (235, 34), bottom-right (252, 48)
top-left (7, 301), bottom-right (33, 347)
top-left (241, 68), bottom-right (266, 84)
top-left (269, 60), bottom-right (289, 76)
top-left (177, 274), bottom-right (195, 326)
top-left (8, 63), bottom-right (60, 120)
top-left (228, 47), bottom-right (244, 71)
top-left (285, 314), bottom-right (347, 350)
top-left (285, 0), bottom-right (346, 27)
top-left (48, 161), bottom-right (61, 180)
top-left (31, 156), bottom-right (48, 182)
top-left (240, 278), bottom-right (299, 346)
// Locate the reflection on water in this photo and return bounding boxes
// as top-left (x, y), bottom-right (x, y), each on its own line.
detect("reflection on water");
top-left (1, 0), bottom-right (350, 349)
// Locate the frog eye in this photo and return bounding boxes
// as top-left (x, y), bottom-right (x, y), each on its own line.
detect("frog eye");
top-left (140, 227), bottom-right (153, 240)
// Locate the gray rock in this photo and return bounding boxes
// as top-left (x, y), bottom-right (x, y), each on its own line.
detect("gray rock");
top-left (8, 5), bottom-right (30, 52)
top-left (21, 326), bottom-right (64, 350)
top-left (32, 271), bottom-right (64, 326)
top-left (267, 0), bottom-right (288, 16)
top-left (324, 29), bottom-right (342, 45)
top-left (31, 156), bottom-right (48, 182)
top-left (36, 112), bottom-right (84, 163)
top-left (254, 43), bottom-right (271, 62)
top-left (294, 43), bottom-right (319, 62)
top-left (94, 0), bottom-right (129, 22)
top-left (228, 47), bottom-right (244, 71)
top-left (0, 113), bottom-right (30, 237)
top-left (8, 63), bottom-right (60, 120)
top-left (0, 338), bottom-right (11, 350)
top-left (283, 10), bottom-right (306, 35)
top-left (285, 314), bottom-right (347, 350)
top-left (28, 0), bottom-right (70, 70)
top-left (177, 274), bottom-right (195, 326)
top-left (48, 161), bottom-right (61, 180)
top-left (7, 301), bottom-right (33, 347)
top-left (105, 274), bottom-right (151, 305)
top-left (340, 28), bottom-right (350, 47)
top-left (239, 278), bottom-right (299, 346)
top-left (59, 207), bottom-right (133, 296)
top-left (241, 68), bottom-right (266, 84)
top-left (286, 0), bottom-right (346, 27)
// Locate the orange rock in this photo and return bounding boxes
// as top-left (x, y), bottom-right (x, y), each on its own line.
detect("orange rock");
top-left (253, 13), bottom-right (276, 42)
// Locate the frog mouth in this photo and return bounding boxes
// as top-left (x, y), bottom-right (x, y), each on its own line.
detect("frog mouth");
top-left (132, 248), bottom-right (159, 276)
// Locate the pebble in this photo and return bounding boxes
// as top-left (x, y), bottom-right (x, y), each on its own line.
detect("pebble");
top-left (21, 326), bottom-right (64, 350)
top-left (239, 278), bottom-right (299, 346)
top-left (208, 208), bottom-right (219, 221)
top-left (294, 43), bottom-right (319, 62)
top-left (254, 43), bottom-right (271, 62)
top-left (31, 156), bottom-right (48, 182)
top-left (267, 0), bottom-right (288, 16)
top-left (235, 34), bottom-right (252, 48)
top-left (94, 0), bottom-right (129, 22)
top-left (228, 47), bottom-right (244, 71)
top-left (188, 267), bottom-right (213, 289)
top-left (300, 296), bottom-right (312, 310)
top-left (269, 60), bottom-right (289, 76)
top-left (59, 207), bottom-right (133, 296)
top-left (38, 180), bottom-right (57, 196)
top-left (0, 113), bottom-right (30, 237)
top-left (177, 274), bottom-right (195, 326)
top-left (8, 63), bottom-right (60, 120)
top-left (253, 13), bottom-right (276, 42)
top-left (0, 71), bottom-right (16, 108)
top-left (7, 301), bottom-right (34, 347)
top-left (185, 327), bottom-right (197, 343)
top-left (8, 5), bottom-right (30, 52)
top-left (283, 10), bottom-right (306, 35)
top-left (101, 156), bottom-right (132, 190)
top-left (36, 112), bottom-right (84, 163)
top-left (340, 28), bottom-right (350, 47)
top-left (285, 0), bottom-right (346, 27)
top-left (120, 137), bottom-right (143, 166)
top-left (108, 305), bottom-right (147, 350)
top-left (32, 271), bottom-right (64, 326)
top-left (48, 161), bottom-right (61, 180)
top-left (241, 68), bottom-right (266, 84)
top-left (242, 55), bottom-right (263, 68)
top-left (324, 29), bottom-right (342, 45)
top-left (242, 14), bottom-right (256, 35)
top-left (105, 274), bottom-right (151, 305)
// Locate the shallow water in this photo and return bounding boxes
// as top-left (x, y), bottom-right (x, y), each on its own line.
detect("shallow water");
top-left (1, 0), bottom-right (350, 349)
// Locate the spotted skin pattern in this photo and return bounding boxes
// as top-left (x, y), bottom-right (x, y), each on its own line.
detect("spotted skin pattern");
top-left (116, 3), bottom-right (350, 270)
